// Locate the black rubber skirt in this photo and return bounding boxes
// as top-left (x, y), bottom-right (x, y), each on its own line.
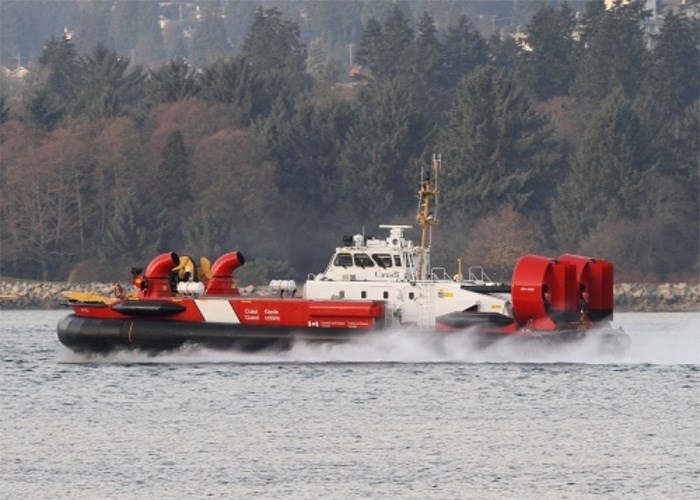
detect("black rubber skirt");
top-left (57, 314), bottom-right (362, 354)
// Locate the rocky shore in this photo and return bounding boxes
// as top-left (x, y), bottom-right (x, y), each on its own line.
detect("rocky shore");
top-left (0, 280), bottom-right (698, 312)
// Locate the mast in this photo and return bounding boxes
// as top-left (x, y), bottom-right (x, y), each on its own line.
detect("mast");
top-left (416, 154), bottom-right (441, 280)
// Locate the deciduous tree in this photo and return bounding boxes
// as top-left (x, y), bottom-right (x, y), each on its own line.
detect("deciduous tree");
top-left (1, 126), bottom-right (88, 279)
top-left (462, 206), bottom-right (546, 280)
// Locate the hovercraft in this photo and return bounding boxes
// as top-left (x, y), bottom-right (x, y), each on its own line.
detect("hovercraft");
top-left (58, 155), bottom-right (629, 354)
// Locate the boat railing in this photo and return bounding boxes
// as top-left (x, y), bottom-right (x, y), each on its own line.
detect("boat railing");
top-left (404, 251), bottom-right (418, 282)
top-left (467, 266), bottom-right (493, 283)
top-left (429, 267), bottom-right (451, 281)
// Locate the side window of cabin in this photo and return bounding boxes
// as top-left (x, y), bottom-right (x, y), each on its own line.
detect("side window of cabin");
top-left (354, 253), bottom-right (375, 268)
top-left (394, 255), bottom-right (402, 266)
top-left (372, 254), bottom-right (392, 268)
top-left (334, 253), bottom-right (353, 267)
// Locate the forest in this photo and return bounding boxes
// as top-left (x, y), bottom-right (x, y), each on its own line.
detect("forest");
top-left (0, 0), bottom-right (698, 285)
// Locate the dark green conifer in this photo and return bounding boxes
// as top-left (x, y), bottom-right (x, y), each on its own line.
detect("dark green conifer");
top-left (72, 44), bottom-right (145, 120)
top-left (436, 66), bottom-right (561, 225)
top-left (553, 89), bottom-right (651, 247)
top-left (573, 0), bottom-right (650, 102)
top-left (441, 15), bottom-right (488, 89)
top-left (147, 58), bottom-right (199, 104)
top-left (520, 2), bottom-right (579, 100)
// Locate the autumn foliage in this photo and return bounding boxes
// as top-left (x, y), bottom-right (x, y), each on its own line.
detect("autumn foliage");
top-left (1, 3), bottom-right (697, 283)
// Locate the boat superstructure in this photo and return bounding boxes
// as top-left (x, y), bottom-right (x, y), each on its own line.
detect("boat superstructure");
top-left (305, 154), bottom-right (512, 329)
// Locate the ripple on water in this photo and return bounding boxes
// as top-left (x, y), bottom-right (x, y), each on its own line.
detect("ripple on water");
top-left (1, 310), bottom-right (698, 498)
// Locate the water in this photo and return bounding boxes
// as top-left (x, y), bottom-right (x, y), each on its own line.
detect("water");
top-left (1, 310), bottom-right (699, 499)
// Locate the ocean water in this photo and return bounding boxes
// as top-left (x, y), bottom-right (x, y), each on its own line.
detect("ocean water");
top-left (1, 310), bottom-right (699, 499)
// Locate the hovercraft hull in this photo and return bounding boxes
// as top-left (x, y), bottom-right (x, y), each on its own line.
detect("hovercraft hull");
top-left (57, 314), bottom-right (370, 354)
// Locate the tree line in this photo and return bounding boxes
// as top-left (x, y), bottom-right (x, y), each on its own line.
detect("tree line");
top-left (1, 1), bottom-right (698, 284)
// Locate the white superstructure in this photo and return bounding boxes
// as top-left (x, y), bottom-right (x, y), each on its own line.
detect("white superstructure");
top-left (304, 224), bottom-right (511, 328)
top-left (304, 154), bottom-right (512, 328)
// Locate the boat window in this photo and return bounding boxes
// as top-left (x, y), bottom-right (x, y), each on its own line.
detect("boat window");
top-left (354, 253), bottom-right (375, 268)
top-left (361, 291), bottom-right (367, 299)
top-left (372, 253), bottom-right (392, 268)
top-left (334, 253), bottom-right (353, 267)
top-left (383, 291), bottom-right (389, 299)
top-left (394, 255), bottom-right (402, 266)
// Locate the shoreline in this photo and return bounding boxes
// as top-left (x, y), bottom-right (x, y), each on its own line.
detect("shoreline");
top-left (0, 280), bottom-right (698, 313)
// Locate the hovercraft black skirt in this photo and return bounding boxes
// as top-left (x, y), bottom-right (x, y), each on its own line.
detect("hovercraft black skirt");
top-left (57, 314), bottom-right (362, 354)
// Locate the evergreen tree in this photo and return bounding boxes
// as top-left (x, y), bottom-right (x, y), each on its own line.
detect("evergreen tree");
top-left (647, 11), bottom-right (699, 114)
top-left (29, 35), bottom-right (79, 129)
top-left (241, 6), bottom-right (310, 110)
top-left (338, 78), bottom-right (431, 221)
top-left (157, 130), bottom-right (191, 208)
top-left (151, 130), bottom-right (192, 249)
top-left (408, 11), bottom-right (443, 119)
top-left (355, 18), bottom-right (383, 74)
top-left (72, 44), bottom-right (145, 120)
top-left (355, 4), bottom-right (415, 80)
top-left (441, 15), bottom-right (489, 90)
top-left (191, 1), bottom-right (229, 67)
top-left (263, 96), bottom-right (356, 211)
top-left (435, 66), bottom-right (561, 225)
top-left (573, 0), bottom-right (650, 102)
top-left (181, 208), bottom-right (231, 260)
top-left (222, 1), bottom-right (258, 54)
top-left (488, 33), bottom-right (522, 71)
top-left (242, 7), bottom-right (306, 77)
top-left (553, 89), bottom-right (652, 247)
top-left (674, 100), bottom-right (700, 190)
top-left (147, 58), bottom-right (199, 104)
top-left (198, 56), bottom-right (257, 125)
top-left (305, 38), bottom-right (338, 83)
top-left (411, 11), bottom-right (441, 81)
top-left (379, 3), bottom-right (414, 78)
top-left (520, 2), bottom-right (579, 100)
top-left (0, 95), bottom-right (8, 124)
top-left (100, 187), bottom-right (154, 261)
top-left (636, 10), bottom-right (699, 171)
